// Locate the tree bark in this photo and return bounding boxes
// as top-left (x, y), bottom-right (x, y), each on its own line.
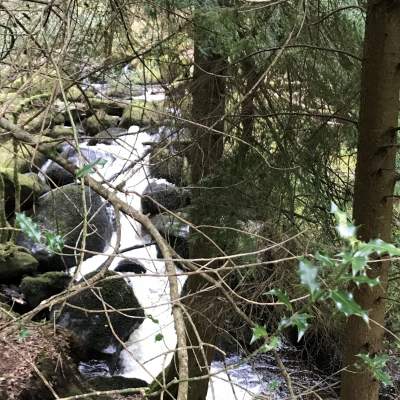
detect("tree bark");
top-left (150, 8), bottom-right (227, 400)
top-left (340, 2), bottom-right (400, 400)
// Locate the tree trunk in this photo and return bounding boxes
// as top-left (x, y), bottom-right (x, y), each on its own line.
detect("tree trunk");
top-left (150, 8), bottom-right (227, 400)
top-left (340, 2), bottom-right (400, 400)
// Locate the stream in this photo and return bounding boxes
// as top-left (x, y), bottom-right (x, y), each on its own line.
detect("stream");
top-left (65, 86), bottom-right (269, 399)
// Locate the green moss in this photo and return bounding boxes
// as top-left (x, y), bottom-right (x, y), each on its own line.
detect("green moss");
top-left (20, 272), bottom-right (70, 307)
top-left (119, 100), bottom-right (165, 127)
top-left (83, 111), bottom-right (120, 135)
top-left (0, 242), bottom-right (38, 283)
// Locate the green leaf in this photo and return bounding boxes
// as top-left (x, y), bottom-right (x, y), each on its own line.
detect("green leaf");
top-left (280, 313), bottom-right (311, 341)
top-left (18, 327), bottom-right (30, 342)
top-left (155, 333), bottom-right (164, 342)
top-left (298, 259), bottom-right (320, 295)
top-left (16, 213), bottom-right (41, 243)
top-left (357, 353), bottom-right (392, 386)
top-left (75, 158), bottom-right (107, 178)
top-left (266, 289), bottom-right (292, 311)
top-left (330, 202), bottom-right (356, 239)
top-left (260, 336), bottom-right (281, 352)
top-left (44, 231), bottom-right (64, 253)
top-left (360, 239), bottom-right (400, 257)
top-left (250, 325), bottom-right (268, 344)
top-left (329, 290), bottom-right (368, 323)
top-left (314, 252), bottom-right (336, 268)
top-left (350, 255), bottom-right (368, 276)
top-left (351, 275), bottom-right (380, 287)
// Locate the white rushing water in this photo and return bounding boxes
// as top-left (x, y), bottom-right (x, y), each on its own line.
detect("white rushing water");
top-left (73, 92), bottom-right (265, 399)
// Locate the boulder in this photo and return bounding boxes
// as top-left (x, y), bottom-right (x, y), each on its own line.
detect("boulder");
top-left (151, 213), bottom-right (189, 259)
top-left (141, 182), bottom-right (191, 216)
top-left (87, 376), bottom-right (148, 395)
top-left (49, 125), bottom-right (75, 139)
top-left (119, 100), bottom-right (165, 128)
top-left (83, 110), bottom-right (120, 136)
top-left (17, 183), bottom-right (113, 270)
top-left (149, 146), bottom-right (188, 185)
top-left (41, 145), bottom-right (114, 188)
top-left (87, 127), bottom-right (128, 146)
top-left (56, 270), bottom-right (144, 366)
top-left (0, 166), bottom-right (47, 215)
top-left (0, 242), bottom-right (38, 284)
top-left (0, 138), bottom-right (48, 173)
top-left (20, 271), bottom-right (71, 308)
top-left (115, 259), bottom-right (146, 274)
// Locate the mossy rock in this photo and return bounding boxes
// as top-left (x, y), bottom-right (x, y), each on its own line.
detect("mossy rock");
top-left (119, 100), bottom-right (165, 128)
top-left (141, 182), bottom-right (191, 216)
top-left (149, 146), bottom-right (189, 185)
top-left (19, 353), bottom-right (93, 400)
top-left (87, 127), bottom-right (128, 146)
top-left (0, 166), bottom-right (46, 216)
top-left (87, 376), bottom-right (148, 396)
top-left (18, 107), bottom-right (64, 132)
top-left (17, 183), bottom-right (113, 270)
top-left (0, 138), bottom-right (50, 173)
top-left (20, 271), bottom-right (71, 308)
top-left (0, 242), bottom-right (38, 284)
top-left (57, 270), bottom-right (144, 363)
top-left (83, 110), bottom-right (120, 136)
top-left (49, 125), bottom-right (75, 139)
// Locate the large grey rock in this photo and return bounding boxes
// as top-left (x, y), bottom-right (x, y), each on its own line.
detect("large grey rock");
top-left (41, 146), bottom-right (114, 188)
top-left (56, 270), bottom-right (144, 365)
top-left (141, 182), bottom-right (191, 216)
top-left (87, 127), bottom-right (128, 146)
top-left (0, 243), bottom-right (38, 284)
top-left (20, 271), bottom-right (71, 308)
top-left (151, 213), bottom-right (189, 259)
top-left (17, 183), bottom-right (113, 270)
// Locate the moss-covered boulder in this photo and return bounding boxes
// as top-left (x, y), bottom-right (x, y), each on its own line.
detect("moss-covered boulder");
top-left (49, 125), bottom-right (75, 139)
top-left (0, 139), bottom-right (48, 173)
top-left (83, 110), bottom-right (120, 136)
top-left (119, 100), bottom-right (165, 128)
top-left (0, 242), bottom-right (38, 284)
top-left (148, 146), bottom-right (189, 185)
top-left (56, 271), bottom-right (144, 365)
top-left (0, 167), bottom-right (46, 215)
top-left (141, 182), bottom-right (191, 216)
top-left (87, 127), bottom-right (128, 146)
top-left (17, 183), bottom-right (113, 270)
top-left (87, 376), bottom-right (148, 396)
top-left (150, 213), bottom-right (189, 259)
top-left (20, 271), bottom-right (71, 308)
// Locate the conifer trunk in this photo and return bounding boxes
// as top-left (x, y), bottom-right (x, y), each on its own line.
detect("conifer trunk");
top-left (341, 2), bottom-right (400, 399)
top-left (150, 7), bottom-right (227, 400)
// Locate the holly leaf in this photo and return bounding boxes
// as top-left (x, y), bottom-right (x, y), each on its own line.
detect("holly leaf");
top-left (330, 290), bottom-right (368, 323)
top-left (250, 325), bottom-right (268, 345)
top-left (357, 353), bottom-right (392, 386)
top-left (44, 231), bottom-right (64, 253)
top-left (351, 254), bottom-right (368, 276)
top-left (266, 289), bottom-right (292, 311)
top-left (298, 259), bottom-right (320, 295)
top-left (75, 158), bottom-right (107, 178)
top-left (314, 252), bottom-right (336, 268)
top-left (16, 213), bottom-right (41, 243)
top-left (330, 202), bottom-right (356, 239)
top-left (261, 336), bottom-right (281, 352)
top-left (280, 313), bottom-right (311, 341)
top-left (351, 275), bottom-right (380, 287)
